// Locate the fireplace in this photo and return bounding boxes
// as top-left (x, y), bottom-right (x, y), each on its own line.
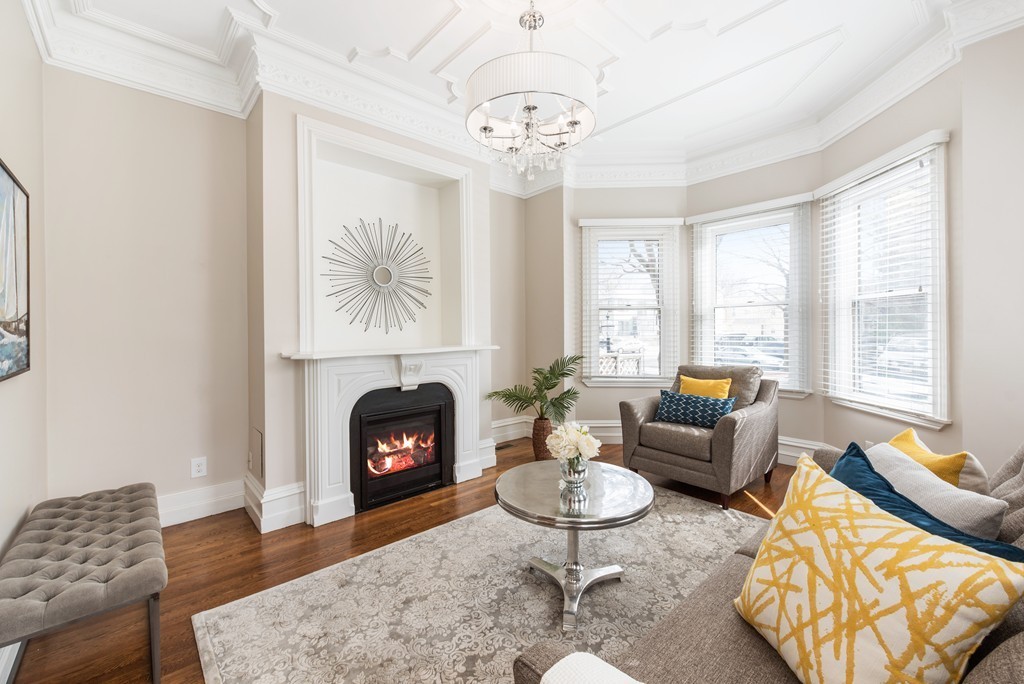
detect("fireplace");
top-left (350, 383), bottom-right (455, 511)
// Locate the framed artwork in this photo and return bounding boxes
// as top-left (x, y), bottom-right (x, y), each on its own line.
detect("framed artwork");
top-left (0, 155), bottom-right (29, 382)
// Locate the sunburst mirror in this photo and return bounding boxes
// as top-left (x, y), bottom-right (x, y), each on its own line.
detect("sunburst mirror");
top-left (321, 218), bottom-right (433, 333)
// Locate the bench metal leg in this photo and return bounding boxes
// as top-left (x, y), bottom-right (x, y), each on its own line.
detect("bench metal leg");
top-left (148, 594), bottom-right (161, 683)
top-left (4, 641), bottom-right (26, 684)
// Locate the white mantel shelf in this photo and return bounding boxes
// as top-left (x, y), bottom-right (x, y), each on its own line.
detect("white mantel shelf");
top-left (282, 345), bottom-right (499, 361)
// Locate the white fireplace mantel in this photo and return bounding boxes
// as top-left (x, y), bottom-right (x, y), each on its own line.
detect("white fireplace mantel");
top-left (282, 345), bottom-right (498, 361)
top-left (289, 347), bottom-right (497, 527)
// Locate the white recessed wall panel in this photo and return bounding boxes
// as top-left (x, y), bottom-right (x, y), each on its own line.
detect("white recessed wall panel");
top-left (312, 159), bottom-right (446, 352)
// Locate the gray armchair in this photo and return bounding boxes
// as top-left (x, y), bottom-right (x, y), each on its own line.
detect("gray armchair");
top-left (620, 364), bottom-right (779, 509)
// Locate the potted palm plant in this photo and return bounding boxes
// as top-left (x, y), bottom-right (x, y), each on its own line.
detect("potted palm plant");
top-left (486, 354), bottom-right (583, 460)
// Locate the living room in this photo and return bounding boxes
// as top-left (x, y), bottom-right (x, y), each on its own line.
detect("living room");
top-left (2, 0), bottom-right (1024, 682)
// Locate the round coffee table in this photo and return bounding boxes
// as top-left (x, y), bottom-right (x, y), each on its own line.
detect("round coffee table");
top-left (494, 460), bottom-right (655, 630)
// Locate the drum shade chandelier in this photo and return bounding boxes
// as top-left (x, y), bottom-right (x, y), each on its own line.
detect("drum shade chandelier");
top-left (464, 1), bottom-right (597, 179)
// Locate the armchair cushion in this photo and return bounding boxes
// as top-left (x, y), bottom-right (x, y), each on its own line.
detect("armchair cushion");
top-left (654, 390), bottom-right (736, 429)
top-left (640, 422), bottom-right (713, 461)
top-left (672, 365), bottom-right (762, 410)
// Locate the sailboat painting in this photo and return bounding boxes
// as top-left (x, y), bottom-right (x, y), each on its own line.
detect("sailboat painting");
top-left (0, 157), bottom-right (29, 383)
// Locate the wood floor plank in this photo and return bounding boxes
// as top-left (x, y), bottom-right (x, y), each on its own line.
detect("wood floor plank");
top-left (14, 439), bottom-right (793, 683)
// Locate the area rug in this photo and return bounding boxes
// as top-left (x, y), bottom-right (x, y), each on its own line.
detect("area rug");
top-left (193, 487), bottom-right (766, 683)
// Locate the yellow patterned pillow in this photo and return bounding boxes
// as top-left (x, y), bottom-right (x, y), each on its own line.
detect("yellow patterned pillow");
top-left (735, 456), bottom-right (1024, 684)
top-left (678, 374), bottom-right (732, 399)
top-left (889, 428), bottom-right (990, 494)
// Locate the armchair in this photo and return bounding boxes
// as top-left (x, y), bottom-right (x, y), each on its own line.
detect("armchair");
top-left (620, 364), bottom-right (779, 509)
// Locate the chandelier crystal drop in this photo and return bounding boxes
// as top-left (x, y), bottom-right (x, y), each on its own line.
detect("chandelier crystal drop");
top-left (464, 1), bottom-right (597, 180)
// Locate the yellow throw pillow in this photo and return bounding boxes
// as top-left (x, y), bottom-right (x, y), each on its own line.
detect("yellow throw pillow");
top-left (734, 456), bottom-right (1024, 684)
top-left (889, 428), bottom-right (990, 494)
top-left (678, 374), bottom-right (732, 399)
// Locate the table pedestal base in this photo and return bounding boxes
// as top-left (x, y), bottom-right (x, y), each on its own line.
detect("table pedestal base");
top-left (528, 529), bottom-right (623, 631)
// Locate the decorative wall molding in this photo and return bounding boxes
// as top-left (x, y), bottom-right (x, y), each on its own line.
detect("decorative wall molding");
top-left (778, 436), bottom-right (829, 466)
top-left (21, 0), bottom-right (1024, 195)
top-left (243, 473), bottom-right (307, 533)
top-left (158, 480), bottom-right (245, 527)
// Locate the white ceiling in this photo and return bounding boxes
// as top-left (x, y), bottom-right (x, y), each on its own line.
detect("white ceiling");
top-left (21, 0), bottom-right (1024, 194)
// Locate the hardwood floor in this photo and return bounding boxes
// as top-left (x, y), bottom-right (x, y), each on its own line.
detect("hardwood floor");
top-left (15, 440), bottom-right (794, 683)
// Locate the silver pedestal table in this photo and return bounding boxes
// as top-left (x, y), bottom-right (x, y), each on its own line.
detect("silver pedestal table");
top-left (494, 460), bottom-right (655, 631)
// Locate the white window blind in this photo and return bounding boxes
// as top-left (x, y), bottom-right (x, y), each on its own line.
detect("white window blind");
top-left (581, 225), bottom-right (680, 384)
top-left (692, 204), bottom-right (810, 391)
top-left (819, 144), bottom-right (947, 421)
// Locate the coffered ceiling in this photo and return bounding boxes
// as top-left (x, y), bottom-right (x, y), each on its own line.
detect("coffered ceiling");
top-left (21, 0), bottom-right (1024, 194)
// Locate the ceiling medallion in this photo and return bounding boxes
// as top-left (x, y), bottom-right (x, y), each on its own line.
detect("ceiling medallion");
top-left (321, 219), bottom-right (432, 334)
top-left (464, 1), bottom-right (597, 180)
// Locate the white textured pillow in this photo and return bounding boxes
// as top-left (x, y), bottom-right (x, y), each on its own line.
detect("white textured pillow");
top-left (540, 653), bottom-right (641, 684)
top-left (866, 442), bottom-right (1008, 539)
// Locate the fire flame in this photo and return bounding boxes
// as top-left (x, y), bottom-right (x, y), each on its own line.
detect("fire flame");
top-left (367, 431), bottom-right (436, 478)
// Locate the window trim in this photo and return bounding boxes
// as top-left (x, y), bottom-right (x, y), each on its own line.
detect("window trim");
top-left (818, 137), bottom-right (950, 425)
top-left (579, 219), bottom-right (683, 387)
top-left (690, 201), bottom-right (811, 392)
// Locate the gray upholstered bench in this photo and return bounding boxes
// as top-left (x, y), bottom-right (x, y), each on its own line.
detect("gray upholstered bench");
top-left (0, 483), bottom-right (168, 683)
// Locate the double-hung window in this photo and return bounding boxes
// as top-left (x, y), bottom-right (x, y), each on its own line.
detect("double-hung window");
top-left (691, 202), bottom-right (810, 392)
top-left (818, 139), bottom-right (948, 424)
top-left (580, 221), bottom-right (680, 385)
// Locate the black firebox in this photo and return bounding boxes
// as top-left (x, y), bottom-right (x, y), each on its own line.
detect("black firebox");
top-left (350, 383), bottom-right (455, 511)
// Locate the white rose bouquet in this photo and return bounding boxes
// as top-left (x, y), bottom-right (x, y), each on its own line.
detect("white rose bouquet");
top-left (546, 422), bottom-right (602, 463)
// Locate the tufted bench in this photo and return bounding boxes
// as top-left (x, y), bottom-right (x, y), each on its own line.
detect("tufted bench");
top-left (0, 483), bottom-right (167, 683)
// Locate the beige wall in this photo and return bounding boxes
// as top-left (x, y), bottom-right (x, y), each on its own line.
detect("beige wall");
top-left (246, 96), bottom-right (266, 482)
top-left (524, 188), bottom-right (566, 376)
top-left (489, 191), bottom-right (527, 421)
top-left (0, 0), bottom-right (47, 551)
top-left (43, 68), bottom-right (250, 498)
top-left (253, 93), bottom-right (494, 490)
top-left (960, 28), bottom-right (1024, 467)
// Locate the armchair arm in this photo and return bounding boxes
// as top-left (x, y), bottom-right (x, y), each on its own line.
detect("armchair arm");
top-left (812, 445), bottom-right (845, 472)
top-left (619, 396), bottom-right (660, 466)
top-left (711, 398), bottom-right (779, 494)
top-left (513, 641), bottom-right (576, 684)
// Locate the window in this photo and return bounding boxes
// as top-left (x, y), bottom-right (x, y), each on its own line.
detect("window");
top-left (692, 203), bottom-right (810, 391)
top-left (581, 222), bottom-right (680, 385)
top-left (819, 143), bottom-right (947, 423)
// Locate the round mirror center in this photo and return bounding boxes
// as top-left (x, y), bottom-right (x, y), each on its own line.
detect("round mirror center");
top-left (372, 265), bottom-right (395, 287)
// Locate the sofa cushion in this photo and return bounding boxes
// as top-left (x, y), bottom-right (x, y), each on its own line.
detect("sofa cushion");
top-left (735, 524), bottom-right (769, 559)
top-left (612, 553), bottom-right (798, 684)
top-left (640, 421), bottom-right (712, 461)
top-left (673, 364), bottom-right (762, 410)
top-left (865, 442), bottom-right (1007, 539)
top-left (831, 443), bottom-right (1024, 562)
top-left (889, 428), bottom-right (990, 494)
top-left (654, 390), bottom-right (735, 429)
top-left (737, 456), bottom-right (1024, 684)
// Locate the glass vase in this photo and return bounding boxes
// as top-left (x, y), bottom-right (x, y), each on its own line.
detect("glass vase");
top-left (560, 456), bottom-right (588, 492)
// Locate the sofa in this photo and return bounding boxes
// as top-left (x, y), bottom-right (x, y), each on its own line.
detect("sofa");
top-left (513, 444), bottom-right (1024, 684)
top-left (620, 364), bottom-right (779, 509)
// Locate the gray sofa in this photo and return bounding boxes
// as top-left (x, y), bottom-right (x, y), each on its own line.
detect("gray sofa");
top-left (620, 364), bottom-right (779, 509)
top-left (513, 444), bottom-right (1024, 684)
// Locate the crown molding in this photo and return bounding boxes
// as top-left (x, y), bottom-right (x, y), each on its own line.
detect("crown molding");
top-left (21, 0), bottom-right (1024, 194)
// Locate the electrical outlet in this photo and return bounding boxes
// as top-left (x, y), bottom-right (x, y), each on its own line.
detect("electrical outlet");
top-left (190, 457), bottom-right (207, 479)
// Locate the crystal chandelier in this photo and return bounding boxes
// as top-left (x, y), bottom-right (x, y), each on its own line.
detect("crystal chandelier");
top-left (464, 1), bottom-right (597, 180)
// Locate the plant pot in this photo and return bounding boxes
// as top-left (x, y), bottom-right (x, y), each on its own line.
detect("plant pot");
top-left (532, 418), bottom-right (554, 461)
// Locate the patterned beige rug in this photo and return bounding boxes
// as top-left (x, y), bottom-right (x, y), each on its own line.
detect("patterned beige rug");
top-left (192, 487), bottom-right (766, 683)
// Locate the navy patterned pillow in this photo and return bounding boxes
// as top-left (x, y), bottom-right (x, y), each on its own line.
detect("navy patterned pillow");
top-left (654, 390), bottom-right (736, 429)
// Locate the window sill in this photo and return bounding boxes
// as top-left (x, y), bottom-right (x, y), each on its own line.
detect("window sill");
top-left (778, 389), bottom-right (812, 400)
top-left (828, 397), bottom-right (951, 431)
top-left (582, 376), bottom-right (672, 389)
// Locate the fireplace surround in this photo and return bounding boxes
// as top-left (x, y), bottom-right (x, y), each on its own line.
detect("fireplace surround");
top-left (351, 384), bottom-right (455, 511)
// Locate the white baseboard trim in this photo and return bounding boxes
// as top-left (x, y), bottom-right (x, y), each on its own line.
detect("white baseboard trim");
top-left (477, 438), bottom-right (497, 469)
top-left (579, 420), bottom-right (623, 444)
top-left (491, 416), bottom-right (532, 443)
top-left (778, 436), bottom-right (829, 466)
top-left (158, 480), bottom-right (244, 527)
top-left (243, 473), bottom-right (307, 534)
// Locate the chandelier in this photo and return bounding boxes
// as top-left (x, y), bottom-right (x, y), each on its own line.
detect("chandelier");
top-left (464, 1), bottom-right (597, 180)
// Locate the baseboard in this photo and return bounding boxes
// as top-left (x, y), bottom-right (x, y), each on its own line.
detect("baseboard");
top-left (243, 473), bottom-right (307, 534)
top-left (778, 436), bottom-right (828, 466)
top-left (0, 642), bottom-right (24, 684)
top-left (158, 480), bottom-right (245, 527)
top-left (579, 420), bottom-right (623, 444)
top-left (477, 438), bottom-right (497, 469)
top-left (491, 416), bottom-right (532, 443)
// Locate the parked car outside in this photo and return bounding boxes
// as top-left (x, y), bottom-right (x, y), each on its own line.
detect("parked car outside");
top-left (609, 335), bottom-right (645, 354)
